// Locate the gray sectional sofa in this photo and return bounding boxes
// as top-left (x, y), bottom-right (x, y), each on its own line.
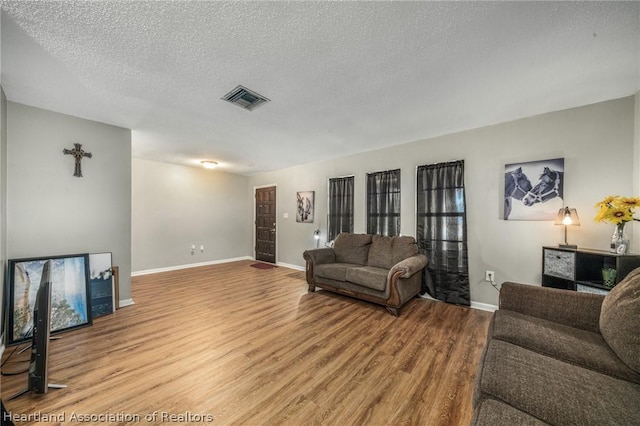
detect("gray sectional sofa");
top-left (303, 232), bottom-right (428, 316)
top-left (472, 267), bottom-right (640, 425)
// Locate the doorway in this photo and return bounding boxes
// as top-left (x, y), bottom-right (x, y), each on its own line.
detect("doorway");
top-left (255, 186), bottom-right (276, 263)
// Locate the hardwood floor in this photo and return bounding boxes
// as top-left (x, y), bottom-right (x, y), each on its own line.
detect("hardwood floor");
top-left (1, 260), bottom-right (491, 425)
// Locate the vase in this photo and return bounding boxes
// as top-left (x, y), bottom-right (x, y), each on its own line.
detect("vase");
top-left (610, 222), bottom-right (630, 254)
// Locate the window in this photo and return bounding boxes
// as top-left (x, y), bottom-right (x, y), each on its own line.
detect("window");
top-left (366, 169), bottom-right (401, 236)
top-left (327, 176), bottom-right (354, 242)
top-left (416, 160), bottom-right (469, 305)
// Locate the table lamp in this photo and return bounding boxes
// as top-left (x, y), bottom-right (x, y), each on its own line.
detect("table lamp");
top-left (555, 207), bottom-right (579, 249)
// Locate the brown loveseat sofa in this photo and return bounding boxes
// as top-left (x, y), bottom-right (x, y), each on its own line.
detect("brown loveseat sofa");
top-left (303, 232), bottom-right (428, 316)
top-left (472, 267), bottom-right (640, 425)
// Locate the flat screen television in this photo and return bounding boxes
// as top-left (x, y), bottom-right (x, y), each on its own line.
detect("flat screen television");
top-left (8, 260), bottom-right (57, 400)
top-left (29, 259), bottom-right (52, 394)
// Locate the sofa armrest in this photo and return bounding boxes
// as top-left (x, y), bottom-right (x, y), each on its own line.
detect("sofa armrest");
top-left (389, 254), bottom-right (428, 279)
top-left (499, 282), bottom-right (605, 333)
top-left (303, 248), bottom-right (335, 266)
top-left (303, 248), bottom-right (336, 286)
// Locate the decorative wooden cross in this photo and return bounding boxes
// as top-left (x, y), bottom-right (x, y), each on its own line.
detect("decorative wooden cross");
top-left (63, 143), bottom-right (92, 177)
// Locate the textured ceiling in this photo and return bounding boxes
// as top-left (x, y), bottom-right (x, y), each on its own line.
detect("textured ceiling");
top-left (1, 1), bottom-right (639, 175)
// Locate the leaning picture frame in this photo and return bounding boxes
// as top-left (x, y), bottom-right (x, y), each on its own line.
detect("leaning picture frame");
top-left (6, 253), bottom-right (92, 346)
top-left (89, 252), bottom-right (115, 318)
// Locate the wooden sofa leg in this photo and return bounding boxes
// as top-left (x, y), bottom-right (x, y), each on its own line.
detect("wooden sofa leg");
top-left (308, 284), bottom-right (316, 292)
top-left (386, 306), bottom-right (400, 316)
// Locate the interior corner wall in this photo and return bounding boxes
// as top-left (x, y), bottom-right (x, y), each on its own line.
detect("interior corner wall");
top-left (131, 158), bottom-right (251, 273)
top-left (0, 87), bottom-right (7, 344)
top-left (6, 102), bottom-right (132, 302)
top-left (247, 96), bottom-right (636, 307)
top-left (632, 92), bottom-right (640, 255)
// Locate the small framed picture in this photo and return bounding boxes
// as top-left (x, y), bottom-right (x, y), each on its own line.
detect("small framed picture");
top-left (296, 191), bottom-right (315, 223)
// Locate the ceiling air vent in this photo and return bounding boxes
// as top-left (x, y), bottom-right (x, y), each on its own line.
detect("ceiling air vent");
top-left (221, 85), bottom-right (270, 111)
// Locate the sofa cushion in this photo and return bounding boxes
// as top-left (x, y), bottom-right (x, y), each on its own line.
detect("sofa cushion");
top-left (333, 233), bottom-right (372, 265)
top-left (345, 266), bottom-right (388, 292)
top-left (476, 339), bottom-right (640, 426)
top-left (391, 236), bottom-right (419, 265)
top-left (368, 235), bottom-right (419, 269)
top-left (472, 399), bottom-right (550, 426)
top-left (367, 235), bottom-right (395, 269)
top-left (492, 309), bottom-right (640, 383)
top-left (315, 263), bottom-right (359, 282)
top-left (600, 267), bottom-right (640, 373)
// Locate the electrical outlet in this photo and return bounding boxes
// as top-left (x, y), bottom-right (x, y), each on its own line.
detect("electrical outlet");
top-left (485, 270), bottom-right (495, 282)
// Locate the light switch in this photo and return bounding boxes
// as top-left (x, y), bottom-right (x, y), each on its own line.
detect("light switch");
top-left (283, 213), bottom-right (289, 218)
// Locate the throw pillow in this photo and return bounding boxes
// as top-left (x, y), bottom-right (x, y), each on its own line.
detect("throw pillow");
top-left (600, 266), bottom-right (640, 373)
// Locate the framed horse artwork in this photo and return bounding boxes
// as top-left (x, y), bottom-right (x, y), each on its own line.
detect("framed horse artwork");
top-left (503, 158), bottom-right (564, 220)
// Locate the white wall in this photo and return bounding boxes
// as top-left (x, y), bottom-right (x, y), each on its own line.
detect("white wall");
top-left (131, 158), bottom-right (250, 273)
top-left (248, 97), bottom-right (637, 306)
top-left (6, 102), bottom-right (132, 301)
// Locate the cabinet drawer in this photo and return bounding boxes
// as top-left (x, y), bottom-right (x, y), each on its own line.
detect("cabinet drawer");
top-left (544, 249), bottom-right (575, 280)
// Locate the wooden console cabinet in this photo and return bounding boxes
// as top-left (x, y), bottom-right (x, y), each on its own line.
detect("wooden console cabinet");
top-left (542, 246), bottom-right (640, 294)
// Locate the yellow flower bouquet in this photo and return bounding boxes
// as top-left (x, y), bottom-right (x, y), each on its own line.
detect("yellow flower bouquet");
top-left (595, 195), bottom-right (640, 254)
top-left (594, 196), bottom-right (640, 224)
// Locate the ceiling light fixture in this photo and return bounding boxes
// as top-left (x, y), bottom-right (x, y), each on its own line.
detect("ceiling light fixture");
top-left (201, 161), bottom-right (218, 169)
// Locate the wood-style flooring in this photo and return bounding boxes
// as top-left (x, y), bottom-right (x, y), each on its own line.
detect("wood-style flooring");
top-left (1, 260), bottom-right (491, 425)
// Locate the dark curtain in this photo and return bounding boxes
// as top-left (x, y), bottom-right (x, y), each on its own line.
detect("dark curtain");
top-left (367, 169), bottom-right (401, 236)
top-left (328, 176), bottom-right (354, 241)
top-left (416, 160), bottom-right (469, 305)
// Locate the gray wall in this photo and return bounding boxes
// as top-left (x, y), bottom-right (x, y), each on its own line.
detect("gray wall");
top-left (131, 158), bottom-right (250, 272)
top-left (248, 97), bottom-right (637, 307)
top-left (633, 92), bottom-right (640, 254)
top-left (6, 102), bottom-right (132, 301)
top-left (0, 87), bottom-right (7, 342)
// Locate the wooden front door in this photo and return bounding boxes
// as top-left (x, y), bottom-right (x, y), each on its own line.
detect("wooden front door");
top-left (255, 186), bottom-right (276, 263)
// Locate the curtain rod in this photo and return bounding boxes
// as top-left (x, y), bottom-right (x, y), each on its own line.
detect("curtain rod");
top-left (365, 168), bottom-right (401, 175)
top-left (415, 159), bottom-right (464, 170)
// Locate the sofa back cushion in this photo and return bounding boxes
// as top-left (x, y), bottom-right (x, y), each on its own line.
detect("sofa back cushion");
top-left (333, 233), bottom-right (372, 265)
top-left (391, 236), bottom-right (419, 265)
top-left (367, 235), bottom-right (419, 269)
top-left (368, 235), bottom-right (395, 269)
top-left (600, 267), bottom-right (640, 373)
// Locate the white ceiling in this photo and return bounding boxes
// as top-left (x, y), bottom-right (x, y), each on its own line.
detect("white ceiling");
top-left (1, 1), bottom-right (639, 175)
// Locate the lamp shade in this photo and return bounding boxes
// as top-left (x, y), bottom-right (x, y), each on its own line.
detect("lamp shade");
top-left (555, 207), bottom-right (580, 226)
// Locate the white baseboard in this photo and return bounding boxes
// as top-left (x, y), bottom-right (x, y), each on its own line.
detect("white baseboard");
top-left (131, 256), bottom-right (253, 276)
top-left (276, 261), bottom-right (305, 272)
top-left (132, 259), bottom-right (495, 310)
top-left (119, 298), bottom-right (135, 308)
top-left (419, 293), bottom-right (497, 312)
top-left (470, 301), bottom-right (498, 312)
